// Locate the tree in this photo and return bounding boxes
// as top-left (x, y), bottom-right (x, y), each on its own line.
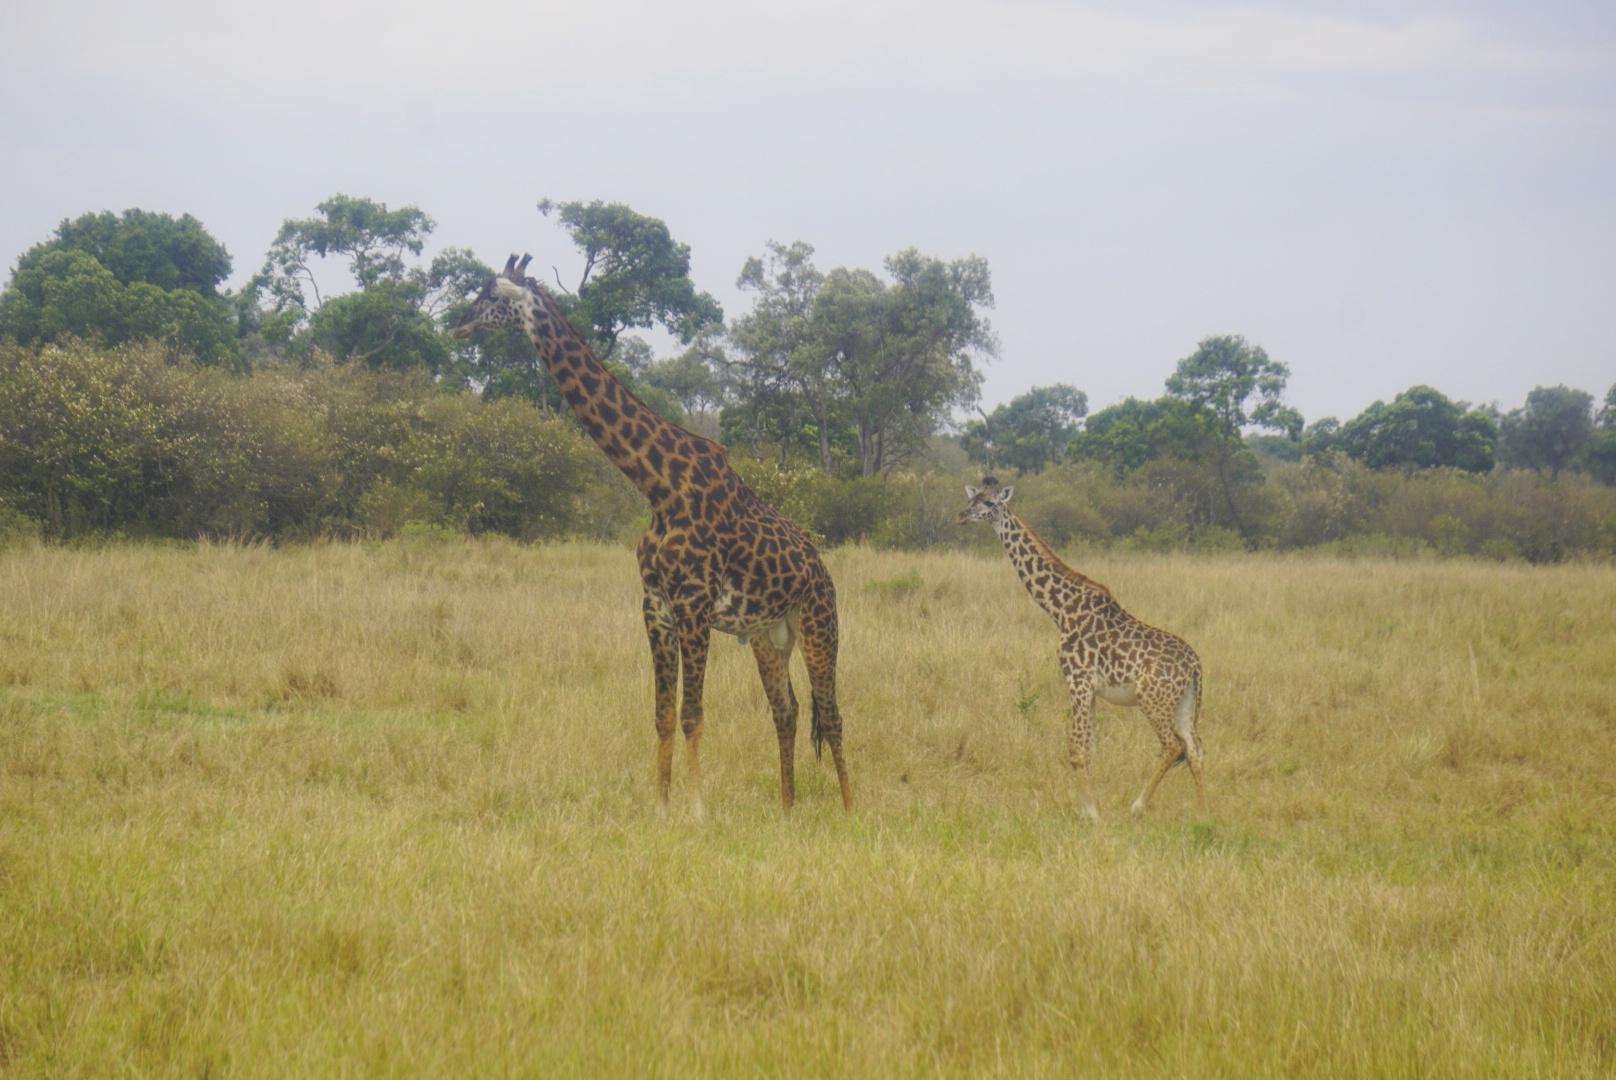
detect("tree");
top-left (537, 199), bottom-right (723, 359)
top-left (726, 240), bottom-right (841, 468)
top-left (1165, 335), bottom-right (1302, 439)
top-left (257, 194), bottom-right (434, 309)
top-left (1499, 384), bottom-right (1594, 479)
top-left (641, 329), bottom-right (729, 417)
top-left (1587, 384), bottom-right (1616, 486)
top-left (724, 242), bottom-right (995, 475)
top-left (33, 209), bottom-right (232, 295)
top-left (1323, 386), bottom-right (1496, 473)
top-left (0, 210), bottom-right (239, 366)
top-left (962, 383), bottom-right (1088, 474)
top-left (253, 194), bottom-right (487, 371)
top-left (1163, 335), bottom-right (1300, 537)
top-left (818, 249), bottom-right (996, 476)
top-left (1068, 396), bottom-right (1224, 473)
top-left (1068, 395), bottom-right (1266, 535)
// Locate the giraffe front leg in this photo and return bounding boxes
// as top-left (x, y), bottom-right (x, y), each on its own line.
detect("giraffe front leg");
top-left (1059, 654), bottom-right (1100, 823)
top-left (642, 592), bottom-right (680, 815)
top-left (677, 618), bottom-right (712, 821)
top-left (750, 631), bottom-right (799, 814)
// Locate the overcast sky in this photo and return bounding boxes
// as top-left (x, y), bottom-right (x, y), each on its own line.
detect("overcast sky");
top-left (2, 0), bottom-right (1612, 423)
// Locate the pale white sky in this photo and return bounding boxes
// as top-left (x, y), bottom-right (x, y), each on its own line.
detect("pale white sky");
top-left (1, 0), bottom-right (1612, 422)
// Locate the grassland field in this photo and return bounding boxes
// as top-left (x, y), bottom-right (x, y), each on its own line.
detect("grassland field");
top-left (0, 538), bottom-right (1613, 1077)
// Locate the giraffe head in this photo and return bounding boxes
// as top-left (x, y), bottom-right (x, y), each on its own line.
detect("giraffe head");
top-left (957, 476), bottom-right (1015, 523)
top-left (450, 253), bottom-right (541, 339)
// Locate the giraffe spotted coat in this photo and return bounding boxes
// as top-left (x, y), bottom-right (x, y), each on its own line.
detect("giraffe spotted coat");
top-left (959, 479), bottom-right (1207, 820)
top-left (452, 255), bottom-right (851, 816)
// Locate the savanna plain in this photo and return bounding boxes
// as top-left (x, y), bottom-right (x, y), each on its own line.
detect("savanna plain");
top-left (0, 539), bottom-right (1612, 1077)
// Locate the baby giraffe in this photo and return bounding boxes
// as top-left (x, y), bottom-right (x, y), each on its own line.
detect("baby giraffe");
top-left (958, 478), bottom-right (1207, 821)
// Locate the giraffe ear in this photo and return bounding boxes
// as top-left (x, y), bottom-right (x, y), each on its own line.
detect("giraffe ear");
top-left (964, 485), bottom-right (979, 499)
top-left (996, 485), bottom-right (1015, 504)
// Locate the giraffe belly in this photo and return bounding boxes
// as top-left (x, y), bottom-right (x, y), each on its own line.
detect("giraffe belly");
top-left (718, 616), bottom-right (788, 646)
top-left (713, 594), bottom-right (795, 648)
top-left (1098, 683), bottom-right (1139, 707)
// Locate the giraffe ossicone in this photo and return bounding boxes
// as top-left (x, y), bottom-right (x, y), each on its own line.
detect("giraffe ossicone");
top-left (453, 253), bottom-right (852, 816)
top-left (959, 477), bottom-right (1207, 821)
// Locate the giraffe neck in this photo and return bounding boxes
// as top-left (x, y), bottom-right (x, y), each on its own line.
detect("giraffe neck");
top-left (517, 283), bottom-right (722, 505)
top-left (993, 507), bottom-right (1110, 621)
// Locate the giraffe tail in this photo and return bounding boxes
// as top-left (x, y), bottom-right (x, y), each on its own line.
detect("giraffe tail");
top-left (811, 697), bottom-right (825, 761)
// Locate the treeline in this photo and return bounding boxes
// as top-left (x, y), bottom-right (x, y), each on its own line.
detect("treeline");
top-left (1, 198), bottom-right (1613, 560)
top-left (2, 338), bottom-right (1613, 562)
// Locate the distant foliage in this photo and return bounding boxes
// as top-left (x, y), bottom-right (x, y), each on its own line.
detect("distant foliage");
top-left (962, 384), bottom-right (1087, 474)
top-left (536, 198), bottom-right (724, 359)
top-left (0, 210), bottom-right (240, 367)
top-left (1303, 385), bottom-right (1496, 473)
top-left (1, 340), bottom-right (1612, 559)
top-left (1498, 385), bottom-right (1595, 479)
top-left (1165, 334), bottom-right (1302, 439)
top-left (248, 194), bottom-right (488, 373)
top-left (2, 200), bottom-right (1612, 559)
top-left (0, 341), bottom-right (611, 541)
top-left (723, 241), bottom-right (996, 476)
top-left (1588, 385), bottom-right (1616, 486)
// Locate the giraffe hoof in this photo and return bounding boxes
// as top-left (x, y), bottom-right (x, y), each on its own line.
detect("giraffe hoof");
top-left (689, 798), bottom-right (705, 823)
top-left (1129, 801), bottom-right (1146, 821)
top-left (1080, 804), bottom-right (1100, 824)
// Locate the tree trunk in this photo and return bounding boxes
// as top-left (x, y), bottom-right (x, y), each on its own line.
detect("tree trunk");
top-left (1213, 440), bottom-right (1248, 540)
top-left (811, 394), bottom-right (833, 473)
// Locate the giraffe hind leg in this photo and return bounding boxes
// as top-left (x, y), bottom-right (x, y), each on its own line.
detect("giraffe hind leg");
top-left (1130, 738), bottom-right (1185, 821)
top-left (797, 591), bottom-right (851, 810)
top-left (750, 628), bottom-right (799, 814)
top-left (1131, 680), bottom-right (1202, 819)
top-left (1179, 674), bottom-right (1208, 814)
top-left (641, 593), bottom-right (680, 815)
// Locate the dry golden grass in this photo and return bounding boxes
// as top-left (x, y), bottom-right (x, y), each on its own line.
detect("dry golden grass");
top-left (1, 538), bottom-right (1613, 1076)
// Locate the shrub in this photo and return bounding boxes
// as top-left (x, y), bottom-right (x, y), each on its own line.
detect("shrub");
top-left (0, 341), bottom-right (615, 542)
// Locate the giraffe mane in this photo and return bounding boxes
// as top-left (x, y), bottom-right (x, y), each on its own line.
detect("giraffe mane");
top-left (1010, 509), bottom-right (1111, 597)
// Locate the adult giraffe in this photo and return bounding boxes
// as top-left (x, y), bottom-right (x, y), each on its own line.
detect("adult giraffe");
top-left (451, 255), bottom-right (851, 817)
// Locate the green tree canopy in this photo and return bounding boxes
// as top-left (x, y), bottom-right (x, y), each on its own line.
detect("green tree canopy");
top-left (1499, 384), bottom-right (1594, 479)
top-left (725, 242), bottom-right (996, 476)
top-left (819, 250), bottom-right (995, 476)
top-left (1066, 394), bottom-right (1266, 538)
top-left (641, 330), bottom-right (729, 417)
top-left (1068, 396), bottom-right (1224, 472)
top-left (18, 209), bottom-right (232, 295)
top-left (252, 195), bottom-right (488, 372)
top-left (962, 383), bottom-right (1088, 474)
top-left (1587, 384), bottom-right (1616, 486)
top-left (1165, 334), bottom-right (1302, 439)
top-left (725, 240), bottom-right (841, 468)
top-left (0, 210), bottom-right (239, 366)
top-left (257, 194), bottom-right (435, 311)
top-left (1158, 334), bottom-right (1298, 537)
top-left (1308, 385), bottom-right (1497, 473)
top-left (537, 198), bottom-right (724, 359)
